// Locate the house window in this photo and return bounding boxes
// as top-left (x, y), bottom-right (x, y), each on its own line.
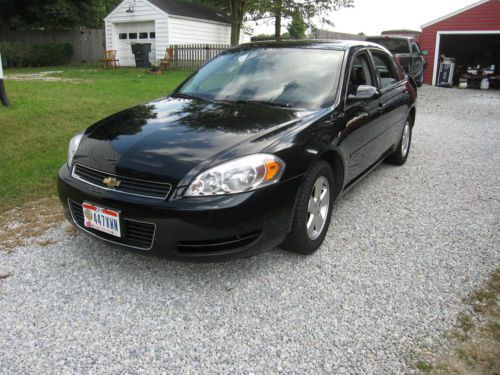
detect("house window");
top-left (139, 32), bottom-right (148, 39)
top-left (119, 33), bottom-right (127, 39)
top-left (149, 32), bottom-right (156, 39)
top-left (128, 33), bottom-right (137, 39)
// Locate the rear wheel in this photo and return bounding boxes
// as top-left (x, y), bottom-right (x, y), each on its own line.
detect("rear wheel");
top-left (282, 161), bottom-right (334, 255)
top-left (386, 116), bottom-right (412, 165)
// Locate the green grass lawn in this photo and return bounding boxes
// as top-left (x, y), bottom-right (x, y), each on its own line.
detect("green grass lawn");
top-left (0, 66), bottom-right (193, 212)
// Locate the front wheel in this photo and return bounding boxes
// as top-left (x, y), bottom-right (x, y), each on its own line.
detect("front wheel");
top-left (386, 117), bottom-right (412, 165)
top-left (282, 161), bottom-right (334, 255)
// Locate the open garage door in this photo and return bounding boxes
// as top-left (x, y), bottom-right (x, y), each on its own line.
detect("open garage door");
top-left (116, 21), bottom-right (156, 67)
top-left (433, 31), bottom-right (500, 87)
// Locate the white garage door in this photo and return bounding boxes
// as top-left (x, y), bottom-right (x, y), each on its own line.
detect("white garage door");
top-left (116, 21), bottom-right (156, 67)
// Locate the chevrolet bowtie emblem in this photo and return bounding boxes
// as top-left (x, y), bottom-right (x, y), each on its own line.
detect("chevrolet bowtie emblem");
top-left (103, 177), bottom-right (121, 188)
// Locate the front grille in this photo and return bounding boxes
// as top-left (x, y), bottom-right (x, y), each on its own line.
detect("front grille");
top-left (72, 164), bottom-right (171, 199)
top-left (68, 199), bottom-right (155, 250)
top-left (176, 231), bottom-right (261, 254)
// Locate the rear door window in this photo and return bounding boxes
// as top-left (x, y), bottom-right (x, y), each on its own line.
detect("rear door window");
top-left (369, 38), bottom-right (410, 54)
top-left (370, 51), bottom-right (400, 89)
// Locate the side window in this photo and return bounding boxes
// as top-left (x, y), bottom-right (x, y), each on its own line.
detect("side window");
top-left (371, 51), bottom-right (399, 89)
top-left (411, 43), bottom-right (420, 57)
top-left (347, 53), bottom-right (373, 96)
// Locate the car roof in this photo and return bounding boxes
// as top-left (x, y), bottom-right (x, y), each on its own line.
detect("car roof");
top-left (366, 35), bottom-right (414, 41)
top-left (235, 39), bottom-right (388, 52)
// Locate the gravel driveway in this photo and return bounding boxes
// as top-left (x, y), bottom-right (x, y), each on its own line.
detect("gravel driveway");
top-left (1, 86), bottom-right (499, 374)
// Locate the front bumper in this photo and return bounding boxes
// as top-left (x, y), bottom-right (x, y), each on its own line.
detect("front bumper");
top-left (57, 165), bottom-right (302, 261)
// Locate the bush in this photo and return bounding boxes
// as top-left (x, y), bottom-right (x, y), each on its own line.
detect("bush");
top-left (251, 33), bottom-right (291, 42)
top-left (30, 43), bottom-right (73, 66)
top-left (0, 42), bottom-right (31, 67)
top-left (0, 42), bottom-right (73, 67)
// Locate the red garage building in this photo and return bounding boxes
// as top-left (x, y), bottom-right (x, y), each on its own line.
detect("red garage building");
top-left (420, 0), bottom-right (500, 85)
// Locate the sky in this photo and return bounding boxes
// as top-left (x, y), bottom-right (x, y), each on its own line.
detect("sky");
top-left (250, 0), bottom-right (482, 36)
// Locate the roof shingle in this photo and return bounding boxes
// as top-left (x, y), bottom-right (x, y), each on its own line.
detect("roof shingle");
top-left (148, 0), bottom-right (231, 24)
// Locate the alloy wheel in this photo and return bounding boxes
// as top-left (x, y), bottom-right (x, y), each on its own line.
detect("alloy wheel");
top-left (306, 176), bottom-right (330, 240)
top-left (401, 120), bottom-right (411, 157)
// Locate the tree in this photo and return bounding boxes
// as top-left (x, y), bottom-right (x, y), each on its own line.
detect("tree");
top-left (0, 0), bottom-right (119, 31)
top-left (287, 13), bottom-right (306, 39)
top-left (186, 0), bottom-right (236, 45)
top-left (265, 0), bottom-right (354, 41)
top-left (229, 0), bottom-right (245, 46)
top-left (188, 0), bottom-right (258, 46)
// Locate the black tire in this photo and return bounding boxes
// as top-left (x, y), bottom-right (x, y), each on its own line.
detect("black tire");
top-left (386, 116), bottom-right (413, 165)
top-left (282, 160), bottom-right (334, 255)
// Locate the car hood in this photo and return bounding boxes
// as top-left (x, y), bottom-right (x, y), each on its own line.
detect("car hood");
top-left (74, 96), bottom-right (317, 186)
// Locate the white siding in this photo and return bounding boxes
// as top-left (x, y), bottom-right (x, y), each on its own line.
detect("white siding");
top-left (105, 0), bottom-right (165, 23)
top-left (239, 32), bottom-right (252, 44)
top-left (168, 16), bottom-right (231, 45)
top-left (105, 20), bottom-right (113, 50)
top-left (105, 0), bottom-right (233, 64)
top-left (155, 18), bottom-right (169, 62)
top-left (105, 0), bottom-right (169, 64)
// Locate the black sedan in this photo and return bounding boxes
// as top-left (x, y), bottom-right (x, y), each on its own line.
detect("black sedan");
top-left (58, 40), bottom-right (417, 261)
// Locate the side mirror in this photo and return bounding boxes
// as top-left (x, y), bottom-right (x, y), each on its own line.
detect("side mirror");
top-left (348, 85), bottom-right (381, 101)
top-left (420, 50), bottom-right (429, 56)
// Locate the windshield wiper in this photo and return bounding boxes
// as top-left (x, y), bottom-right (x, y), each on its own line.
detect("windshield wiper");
top-left (173, 94), bottom-right (293, 108)
top-left (232, 100), bottom-right (293, 108)
top-left (171, 92), bottom-right (205, 101)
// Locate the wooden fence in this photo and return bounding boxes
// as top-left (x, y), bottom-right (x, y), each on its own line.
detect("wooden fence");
top-left (171, 44), bottom-right (230, 69)
top-left (314, 30), bottom-right (365, 41)
top-left (169, 37), bottom-right (368, 69)
top-left (0, 29), bottom-right (105, 64)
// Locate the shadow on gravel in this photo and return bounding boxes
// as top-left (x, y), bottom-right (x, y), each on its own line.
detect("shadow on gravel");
top-left (57, 163), bottom-right (398, 288)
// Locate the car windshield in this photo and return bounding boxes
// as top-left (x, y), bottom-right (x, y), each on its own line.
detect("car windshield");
top-left (176, 48), bottom-right (344, 109)
top-left (369, 38), bottom-right (410, 54)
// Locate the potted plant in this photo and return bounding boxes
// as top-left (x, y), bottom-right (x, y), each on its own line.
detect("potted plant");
top-left (146, 64), bottom-right (163, 75)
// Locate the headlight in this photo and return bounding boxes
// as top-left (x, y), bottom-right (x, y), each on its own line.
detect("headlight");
top-left (185, 154), bottom-right (285, 196)
top-left (67, 132), bottom-right (83, 167)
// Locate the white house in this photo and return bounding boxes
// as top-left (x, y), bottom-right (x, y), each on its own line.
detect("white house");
top-left (104, 0), bottom-right (251, 66)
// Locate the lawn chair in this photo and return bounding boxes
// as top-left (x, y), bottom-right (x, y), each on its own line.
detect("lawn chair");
top-left (100, 50), bottom-right (120, 69)
top-left (158, 48), bottom-right (174, 72)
